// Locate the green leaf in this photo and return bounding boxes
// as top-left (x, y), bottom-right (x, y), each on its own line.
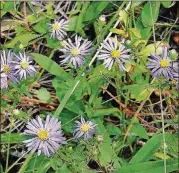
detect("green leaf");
top-left (115, 159), bottom-right (178, 173)
top-left (129, 133), bottom-right (174, 164)
top-left (95, 118), bottom-right (113, 166)
top-left (1, 133), bottom-right (29, 144)
top-left (57, 164), bottom-right (71, 173)
top-left (37, 88), bottom-right (51, 102)
top-left (31, 53), bottom-right (72, 80)
top-left (139, 41), bottom-right (162, 57)
top-left (5, 34), bottom-right (39, 48)
top-left (75, 2), bottom-right (90, 33)
top-left (2, 2), bottom-right (14, 12)
top-left (68, 16), bottom-right (83, 31)
top-left (83, 2), bottom-right (109, 22)
top-left (141, 2), bottom-right (160, 27)
top-left (23, 155), bottom-right (50, 172)
top-left (131, 121), bottom-right (149, 139)
top-left (46, 36), bottom-right (61, 49)
top-left (93, 108), bottom-right (119, 117)
top-left (161, 1), bottom-right (171, 8)
top-left (33, 20), bottom-right (48, 34)
top-left (53, 77), bottom-right (84, 115)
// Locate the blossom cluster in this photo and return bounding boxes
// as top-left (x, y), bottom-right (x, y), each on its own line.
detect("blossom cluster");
top-left (1, 50), bottom-right (36, 89)
top-left (23, 115), bottom-right (97, 157)
top-left (49, 19), bottom-right (178, 83)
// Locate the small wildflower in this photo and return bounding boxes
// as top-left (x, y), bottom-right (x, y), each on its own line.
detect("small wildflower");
top-left (0, 50), bottom-right (19, 86)
top-left (13, 52), bottom-right (37, 79)
top-left (98, 36), bottom-right (132, 71)
top-left (99, 15), bottom-right (106, 22)
top-left (49, 19), bottom-right (68, 40)
top-left (147, 46), bottom-right (174, 80)
top-left (97, 135), bottom-right (103, 142)
top-left (73, 116), bottom-right (97, 141)
top-left (59, 35), bottom-right (92, 68)
top-left (13, 109), bottom-right (20, 116)
top-left (23, 115), bottom-right (66, 157)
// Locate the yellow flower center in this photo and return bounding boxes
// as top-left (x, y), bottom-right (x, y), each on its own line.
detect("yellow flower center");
top-left (37, 130), bottom-right (49, 141)
top-left (81, 123), bottom-right (91, 132)
top-left (71, 48), bottom-right (80, 56)
top-left (3, 65), bottom-right (10, 74)
top-left (111, 50), bottom-right (120, 58)
top-left (160, 59), bottom-right (169, 68)
top-left (52, 23), bottom-right (60, 31)
top-left (21, 61), bottom-right (29, 69)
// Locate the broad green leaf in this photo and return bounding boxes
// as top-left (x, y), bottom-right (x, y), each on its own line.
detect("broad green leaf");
top-left (68, 16), bottom-right (84, 31)
top-left (1, 133), bottom-right (29, 144)
top-left (31, 53), bottom-right (72, 80)
top-left (115, 159), bottom-right (178, 173)
top-left (83, 2), bottom-right (109, 22)
top-left (75, 2), bottom-right (90, 33)
top-left (5, 34), bottom-right (39, 48)
top-left (141, 2), bottom-right (160, 27)
top-left (129, 133), bottom-right (174, 164)
top-left (37, 88), bottom-right (51, 102)
top-left (135, 17), bottom-right (152, 40)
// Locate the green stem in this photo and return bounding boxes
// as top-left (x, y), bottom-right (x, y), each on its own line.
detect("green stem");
top-left (18, 153), bottom-right (34, 173)
top-left (159, 83), bottom-right (167, 173)
top-left (5, 118), bottom-right (13, 172)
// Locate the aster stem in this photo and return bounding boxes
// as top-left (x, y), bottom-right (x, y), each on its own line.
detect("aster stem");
top-left (159, 83), bottom-right (167, 173)
top-left (5, 118), bottom-right (13, 173)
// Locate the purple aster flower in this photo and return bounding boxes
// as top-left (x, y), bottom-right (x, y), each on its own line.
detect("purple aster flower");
top-left (0, 50), bottom-right (19, 86)
top-left (98, 36), bottom-right (132, 71)
top-left (23, 115), bottom-right (66, 157)
top-left (13, 52), bottom-right (37, 79)
top-left (49, 19), bottom-right (68, 40)
top-left (73, 116), bottom-right (97, 141)
top-left (59, 35), bottom-right (92, 68)
top-left (147, 46), bottom-right (174, 80)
